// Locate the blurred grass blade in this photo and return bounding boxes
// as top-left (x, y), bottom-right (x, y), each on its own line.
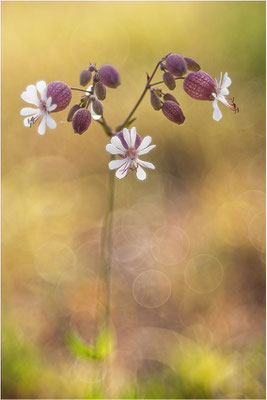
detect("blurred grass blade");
top-left (65, 328), bottom-right (114, 360)
top-left (95, 328), bottom-right (114, 359)
top-left (65, 331), bottom-right (100, 360)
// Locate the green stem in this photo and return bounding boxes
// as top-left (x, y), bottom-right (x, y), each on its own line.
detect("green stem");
top-left (100, 155), bottom-right (115, 332)
top-left (70, 87), bottom-right (92, 93)
top-left (116, 60), bottom-right (162, 131)
top-left (96, 115), bottom-right (113, 136)
top-left (150, 76), bottom-right (185, 87)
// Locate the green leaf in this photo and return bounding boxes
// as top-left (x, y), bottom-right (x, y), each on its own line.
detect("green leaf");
top-left (95, 328), bottom-right (114, 359)
top-left (65, 331), bottom-right (100, 360)
top-left (65, 328), bottom-right (114, 361)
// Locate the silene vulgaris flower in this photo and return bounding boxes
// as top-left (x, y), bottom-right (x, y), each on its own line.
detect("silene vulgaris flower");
top-left (20, 81), bottom-right (57, 135)
top-left (20, 80), bottom-right (72, 134)
top-left (106, 127), bottom-right (156, 180)
top-left (183, 71), bottom-right (238, 122)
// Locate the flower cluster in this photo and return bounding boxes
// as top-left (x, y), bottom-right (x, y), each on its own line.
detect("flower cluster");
top-left (20, 53), bottom-right (238, 180)
top-left (69, 64), bottom-right (121, 135)
top-left (149, 53), bottom-right (237, 123)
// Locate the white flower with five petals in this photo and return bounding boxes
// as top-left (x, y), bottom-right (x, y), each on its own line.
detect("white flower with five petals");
top-left (106, 127), bottom-right (156, 180)
top-left (212, 72), bottom-right (234, 121)
top-left (20, 81), bottom-right (57, 135)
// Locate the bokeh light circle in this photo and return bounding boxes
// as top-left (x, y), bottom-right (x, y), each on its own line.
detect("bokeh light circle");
top-left (184, 254), bottom-right (224, 294)
top-left (132, 269), bottom-right (171, 308)
top-left (151, 225), bottom-right (190, 265)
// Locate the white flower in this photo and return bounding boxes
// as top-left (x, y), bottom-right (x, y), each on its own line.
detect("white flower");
top-left (85, 85), bottom-right (102, 121)
top-left (106, 127), bottom-right (156, 180)
top-left (20, 81), bottom-right (57, 135)
top-left (212, 72), bottom-right (235, 122)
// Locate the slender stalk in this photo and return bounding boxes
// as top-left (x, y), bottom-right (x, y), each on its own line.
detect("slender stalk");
top-left (70, 87), bottom-right (92, 93)
top-left (116, 60), bottom-right (162, 131)
top-left (150, 76), bottom-right (185, 87)
top-left (100, 157), bottom-right (115, 331)
top-left (98, 156), bottom-right (115, 397)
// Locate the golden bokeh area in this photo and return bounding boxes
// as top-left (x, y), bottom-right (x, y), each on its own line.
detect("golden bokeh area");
top-left (2, 1), bottom-right (266, 399)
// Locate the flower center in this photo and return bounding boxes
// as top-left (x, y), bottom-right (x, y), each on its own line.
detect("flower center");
top-left (39, 100), bottom-right (47, 112)
top-left (126, 147), bottom-right (137, 160)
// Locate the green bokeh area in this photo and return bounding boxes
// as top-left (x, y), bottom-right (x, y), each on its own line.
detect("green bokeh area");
top-left (2, 1), bottom-right (266, 399)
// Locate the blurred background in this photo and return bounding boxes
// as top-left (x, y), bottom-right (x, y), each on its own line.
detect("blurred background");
top-left (2, 1), bottom-right (266, 399)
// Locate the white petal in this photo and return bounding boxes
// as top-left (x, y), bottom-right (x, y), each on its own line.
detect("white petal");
top-left (46, 115), bottom-right (57, 129)
top-left (137, 136), bottom-right (152, 152)
top-left (130, 127), bottom-right (136, 147)
top-left (115, 162), bottom-right (129, 179)
top-left (218, 72), bottom-right (222, 88)
top-left (91, 103), bottom-right (101, 120)
top-left (221, 72), bottom-right (231, 89)
top-left (36, 81), bottom-right (47, 100)
top-left (23, 117), bottom-right (32, 127)
top-left (38, 115), bottom-right (47, 135)
top-left (46, 97), bottom-right (52, 107)
top-left (123, 128), bottom-right (131, 148)
top-left (212, 99), bottom-right (222, 121)
top-left (220, 87), bottom-right (229, 96)
top-left (111, 136), bottom-right (126, 152)
top-left (138, 144), bottom-right (156, 156)
top-left (21, 84), bottom-right (39, 106)
top-left (136, 166), bottom-right (146, 180)
top-left (138, 159), bottom-right (155, 169)
top-left (48, 103), bottom-right (57, 112)
top-left (106, 144), bottom-right (124, 155)
top-left (20, 107), bottom-right (38, 116)
top-left (109, 159), bottom-right (127, 170)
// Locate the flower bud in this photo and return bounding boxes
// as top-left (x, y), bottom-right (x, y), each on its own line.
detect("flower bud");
top-left (67, 104), bottom-right (80, 122)
top-left (89, 64), bottom-right (96, 72)
top-left (93, 73), bottom-right (100, 83)
top-left (98, 64), bottom-right (120, 88)
top-left (47, 81), bottom-right (72, 112)
top-left (95, 81), bottom-right (106, 100)
top-left (184, 57), bottom-right (201, 72)
top-left (162, 101), bottom-right (185, 124)
top-left (92, 99), bottom-right (103, 115)
top-left (80, 69), bottom-right (92, 86)
top-left (163, 71), bottom-right (176, 90)
top-left (183, 71), bottom-right (216, 101)
top-left (165, 53), bottom-right (187, 77)
top-left (163, 93), bottom-right (179, 104)
top-left (150, 90), bottom-right (162, 110)
top-left (72, 108), bottom-right (91, 134)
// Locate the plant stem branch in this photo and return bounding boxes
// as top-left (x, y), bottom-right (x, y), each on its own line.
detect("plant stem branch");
top-left (116, 60), bottom-right (162, 131)
top-left (70, 87), bottom-right (92, 93)
top-left (150, 76), bottom-right (185, 87)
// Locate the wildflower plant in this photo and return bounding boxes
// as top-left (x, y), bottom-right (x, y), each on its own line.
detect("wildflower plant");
top-left (20, 53), bottom-right (238, 384)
